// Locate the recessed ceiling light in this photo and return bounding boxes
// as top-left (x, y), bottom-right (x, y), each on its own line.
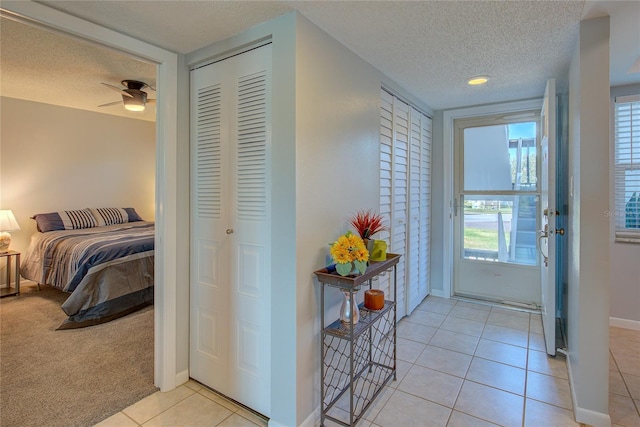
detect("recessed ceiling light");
top-left (467, 76), bottom-right (490, 86)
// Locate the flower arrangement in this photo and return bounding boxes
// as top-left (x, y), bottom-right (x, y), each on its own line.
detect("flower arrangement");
top-left (349, 209), bottom-right (387, 240)
top-left (330, 231), bottom-right (369, 276)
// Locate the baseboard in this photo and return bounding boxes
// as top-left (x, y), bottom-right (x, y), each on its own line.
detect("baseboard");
top-left (574, 406), bottom-right (612, 427)
top-left (430, 289), bottom-right (445, 298)
top-left (567, 351), bottom-right (612, 427)
top-left (298, 406), bottom-right (320, 427)
top-left (269, 415), bottom-right (315, 427)
top-left (610, 316), bottom-right (640, 331)
top-left (175, 369), bottom-right (190, 387)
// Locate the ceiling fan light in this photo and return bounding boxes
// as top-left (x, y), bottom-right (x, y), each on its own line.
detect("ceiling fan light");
top-left (467, 75), bottom-right (490, 86)
top-left (123, 90), bottom-right (146, 111)
top-left (124, 101), bottom-right (145, 112)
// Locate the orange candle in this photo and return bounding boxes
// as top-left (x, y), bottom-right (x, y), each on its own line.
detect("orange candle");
top-left (364, 289), bottom-right (385, 310)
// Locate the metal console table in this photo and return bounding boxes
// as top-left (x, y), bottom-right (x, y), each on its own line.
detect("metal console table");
top-left (314, 253), bottom-right (400, 427)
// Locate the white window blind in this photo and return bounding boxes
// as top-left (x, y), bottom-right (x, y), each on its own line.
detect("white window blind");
top-left (614, 94), bottom-right (640, 243)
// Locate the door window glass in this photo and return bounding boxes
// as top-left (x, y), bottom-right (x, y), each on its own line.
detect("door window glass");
top-left (464, 124), bottom-right (537, 191)
top-left (461, 121), bottom-right (538, 266)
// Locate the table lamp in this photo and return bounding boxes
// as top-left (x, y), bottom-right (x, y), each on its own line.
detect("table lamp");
top-left (0, 210), bottom-right (20, 253)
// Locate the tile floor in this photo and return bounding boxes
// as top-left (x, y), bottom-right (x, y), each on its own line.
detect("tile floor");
top-left (95, 296), bottom-right (640, 427)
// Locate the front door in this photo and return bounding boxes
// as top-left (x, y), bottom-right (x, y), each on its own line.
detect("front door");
top-left (540, 79), bottom-right (558, 356)
top-left (453, 113), bottom-right (542, 306)
top-left (189, 44), bottom-right (272, 416)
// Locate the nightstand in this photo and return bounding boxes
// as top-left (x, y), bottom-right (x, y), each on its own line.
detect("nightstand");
top-left (0, 250), bottom-right (20, 298)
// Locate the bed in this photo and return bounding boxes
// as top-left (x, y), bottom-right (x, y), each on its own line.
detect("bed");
top-left (21, 209), bottom-right (154, 329)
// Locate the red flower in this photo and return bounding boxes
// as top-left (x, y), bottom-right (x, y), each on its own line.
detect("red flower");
top-left (349, 209), bottom-right (387, 240)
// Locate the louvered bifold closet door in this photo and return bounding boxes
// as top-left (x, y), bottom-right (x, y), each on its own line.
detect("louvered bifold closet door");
top-left (190, 44), bottom-right (272, 417)
top-left (407, 108), bottom-right (424, 313)
top-left (419, 114), bottom-right (432, 303)
top-left (379, 90), bottom-right (394, 300)
top-left (380, 89), bottom-right (433, 320)
top-left (392, 100), bottom-right (410, 318)
top-left (379, 92), bottom-right (410, 319)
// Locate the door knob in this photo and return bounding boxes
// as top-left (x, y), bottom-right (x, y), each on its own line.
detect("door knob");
top-left (226, 229), bottom-right (234, 234)
top-left (556, 228), bottom-right (565, 235)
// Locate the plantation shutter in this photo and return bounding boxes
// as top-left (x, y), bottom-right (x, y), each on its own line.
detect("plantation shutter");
top-left (614, 94), bottom-right (640, 243)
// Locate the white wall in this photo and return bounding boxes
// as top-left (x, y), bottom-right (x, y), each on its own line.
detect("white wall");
top-left (0, 97), bottom-right (156, 255)
top-left (609, 83), bottom-right (640, 326)
top-left (295, 14), bottom-right (383, 426)
top-left (567, 16), bottom-right (611, 427)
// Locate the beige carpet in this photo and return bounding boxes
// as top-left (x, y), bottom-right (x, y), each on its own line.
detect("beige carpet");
top-left (0, 282), bottom-right (157, 427)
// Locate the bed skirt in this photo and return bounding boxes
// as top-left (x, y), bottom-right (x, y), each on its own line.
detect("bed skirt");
top-left (58, 251), bottom-right (154, 329)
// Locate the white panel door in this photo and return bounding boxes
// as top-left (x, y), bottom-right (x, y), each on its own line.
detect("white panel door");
top-left (190, 44), bottom-right (272, 416)
top-left (540, 79), bottom-right (557, 356)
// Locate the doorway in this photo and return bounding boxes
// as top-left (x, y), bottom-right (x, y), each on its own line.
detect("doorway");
top-left (0, 1), bottom-right (181, 393)
top-left (453, 113), bottom-right (542, 307)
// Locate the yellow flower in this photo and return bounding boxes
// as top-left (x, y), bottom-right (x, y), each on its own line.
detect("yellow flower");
top-left (347, 233), bottom-right (364, 250)
top-left (330, 235), bottom-right (352, 264)
top-left (354, 247), bottom-right (369, 262)
top-left (330, 231), bottom-right (369, 265)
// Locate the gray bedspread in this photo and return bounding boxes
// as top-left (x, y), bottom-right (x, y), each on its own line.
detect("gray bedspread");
top-left (21, 222), bottom-right (154, 329)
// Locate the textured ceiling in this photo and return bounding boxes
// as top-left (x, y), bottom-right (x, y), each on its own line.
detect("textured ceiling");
top-left (1, 0), bottom-right (639, 122)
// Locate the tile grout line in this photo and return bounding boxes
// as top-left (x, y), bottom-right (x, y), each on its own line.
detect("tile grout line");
top-left (609, 347), bottom-right (640, 418)
top-left (136, 386), bottom-right (198, 426)
top-left (522, 318), bottom-right (531, 427)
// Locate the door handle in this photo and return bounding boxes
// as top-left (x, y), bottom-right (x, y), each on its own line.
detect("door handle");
top-left (556, 228), bottom-right (565, 235)
top-left (226, 229), bottom-right (234, 234)
top-left (537, 225), bottom-right (549, 267)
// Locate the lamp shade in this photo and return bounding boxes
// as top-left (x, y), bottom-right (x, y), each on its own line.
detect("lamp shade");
top-left (0, 210), bottom-right (20, 232)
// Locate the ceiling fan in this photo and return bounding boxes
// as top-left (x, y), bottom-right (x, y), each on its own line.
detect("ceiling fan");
top-left (99, 80), bottom-right (156, 112)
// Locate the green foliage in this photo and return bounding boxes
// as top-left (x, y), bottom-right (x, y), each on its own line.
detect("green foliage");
top-left (353, 260), bottom-right (367, 275)
top-left (336, 262), bottom-right (353, 276)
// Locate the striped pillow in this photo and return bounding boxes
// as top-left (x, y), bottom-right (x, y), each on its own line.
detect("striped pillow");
top-left (32, 209), bottom-right (97, 232)
top-left (89, 208), bottom-right (129, 226)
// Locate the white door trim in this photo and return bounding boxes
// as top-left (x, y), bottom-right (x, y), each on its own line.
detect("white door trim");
top-left (442, 99), bottom-right (543, 299)
top-left (1, 2), bottom-right (181, 391)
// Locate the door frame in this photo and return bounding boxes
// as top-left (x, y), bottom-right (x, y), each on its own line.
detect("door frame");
top-left (441, 99), bottom-right (543, 299)
top-left (452, 113), bottom-right (541, 305)
top-left (0, 2), bottom-right (181, 391)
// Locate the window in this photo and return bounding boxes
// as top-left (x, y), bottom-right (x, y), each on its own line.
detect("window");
top-left (456, 117), bottom-right (540, 266)
top-left (614, 95), bottom-right (640, 243)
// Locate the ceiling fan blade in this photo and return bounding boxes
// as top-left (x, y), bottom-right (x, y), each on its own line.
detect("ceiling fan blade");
top-left (101, 82), bottom-right (133, 98)
top-left (98, 100), bottom-right (123, 108)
